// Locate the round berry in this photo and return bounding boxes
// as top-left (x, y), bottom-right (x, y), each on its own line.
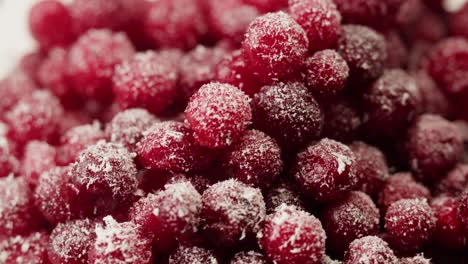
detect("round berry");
top-left (408, 8), bottom-right (447, 43)
top-left (431, 196), bottom-right (466, 250)
top-left (449, 3), bottom-right (468, 39)
top-left (385, 198), bottom-right (436, 252)
top-left (185, 82), bottom-right (252, 149)
top-left (0, 70), bottom-right (37, 114)
top-left (0, 136), bottom-right (19, 178)
top-left (242, 11), bottom-right (308, 83)
top-left (322, 98), bottom-right (362, 142)
top-left (69, 0), bottom-right (126, 34)
top-left (0, 232), bottom-right (49, 264)
top-left (252, 82), bottom-right (324, 149)
top-left (231, 251), bottom-right (268, 264)
top-left (168, 245), bottom-right (219, 264)
top-left (21, 141), bottom-right (56, 186)
top-left (384, 30), bottom-right (408, 69)
top-left (201, 179), bottom-right (266, 248)
top-left (435, 164), bottom-right (468, 196)
top-left (293, 138), bottom-right (357, 203)
top-left (265, 181), bottom-right (304, 214)
top-left (412, 71), bottom-right (451, 117)
top-left (17, 50), bottom-right (45, 85)
top-left (259, 204), bottom-right (326, 264)
top-left (344, 236), bottom-right (398, 264)
top-left (333, 0), bottom-right (387, 28)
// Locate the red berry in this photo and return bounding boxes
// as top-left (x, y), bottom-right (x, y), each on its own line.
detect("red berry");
top-left (0, 70), bottom-right (37, 115)
top-left (185, 83), bottom-right (252, 149)
top-left (385, 198), bottom-right (436, 252)
top-left (0, 232), bottom-right (49, 264)
top-left (242, 0), bottom-right (288, 13)
top-left (0, 136), bottom-right (19, 178)
top-left (458, 192), bottom-right (468, 233)
top-left (259, 204), bottom-right (326, 264)
top-left (201, 179), bottom-right (266, 248)
top-left (252, 82), bottom-right (324, 149)
top-left (292, 138), bottom-right (357, 203)
top-left (449, 3), bottom-right (468, 39)
top-left (69, 0), bottom-right (126, 34)
top-left (21, 141), bottom-right (56, 186)
top-left (435, 164), bottom-right (468, 196)
top-left (67, 29), bottom-right (135, 101)
top-left (333, 0), bottom-right (387, 28)
top-left (230, 251), bottom-right (268, 264)
top-left (399, 255), bottom-right (432, 264)
top-left (168, 245), bottom-right (219, 264)
top-left (322, 98), bottom-right (362, 142)
top-left (431, 196), bottom-right (466, 250)
top-left (412, 71), bottom-right (451, 117)
top-left (289, 0), bottom-right (342, 51)
top-left (344, 236), bottom-right (398, 264)
top-left (265, 181), bottom-right (304, 214)
top-left (408, 8), bottom-right (447, 43)
top-left (17, 50), bottom-right (45, 85)
top-left (242, 11), bottom-right (308, 83)
top-left (384, 30), bottom-right (408, 69)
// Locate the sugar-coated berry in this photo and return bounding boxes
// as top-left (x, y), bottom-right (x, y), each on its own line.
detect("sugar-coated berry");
top-left (289, 0), bottom-right (342, 51)
top-left (322, 98), bottom-right (362, 142)
top-left (405, 114), bottom-right (463, 182)
top-left (259, 204), bottom-right (326, 264)
top-left (69, 0), bottom-right (126, 34)
top-left (113, 51), bottom-right (178, 114)
top-left (17, 50), bottom-right (44, 85)
top-left (399, 255), bottom-right (432, 264)
top-left (0, 136), bottom-right (19, 178)
top-left (252, 82), bottom-right (324, 149)
top-left (88, 216), bottom-right (153, 264)
top-left (385, 198), bottom-right (436, 252)
top-left (230, 251), bottom-right (268, 264)
top-left (67, 29), bottom-right (135, 101)
top-left (137, 121), bottom-right (211, 172)
top-left (344, 236), bottom-right (398, 264)
top-left (265, 181), bottom-right (304, 214)
top-left (21, 141), bottom-right (56, 186)
top-left (0, 232), bottom-right (49, 264)
top-left (321, 191), bottom-right (380, 255)
top-left (185, 82), bottom-right (252, 149)
top-left (201, 179), bottom-right (266, 248)
top-left (168, 245), bottom-right (219, 264)
top-left (47, 219), bottom-right (96, 264)
top-left (435, 164), bottom-right (468, 196)
top-left (242, 11), bottom-right (309, 83)
top-left (221, 129), bottom-right (283, 189)
top-left (292, 138), bottom-right (357, 203)
top-left (431, 196), bottom-right (467, 250)
top-left (0, 70), bottom-right (37, 115)
top-left (333, 0), bottom-right (387, 28)
top-left (413, 71), bottom-right (451, 117)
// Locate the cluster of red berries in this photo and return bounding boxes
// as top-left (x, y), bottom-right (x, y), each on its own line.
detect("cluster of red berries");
top-left (2, 0), bottom-right (468, 263)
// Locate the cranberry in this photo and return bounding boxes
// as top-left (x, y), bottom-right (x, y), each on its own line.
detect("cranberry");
top-left (350, 141), bottom-right (389, 198)
top-left (17, 50), bottom-right (45, 84)
top-left (28, 0), bottom-right (75, 49)
top-left (21, 141), bottom-right (56, 186)
top-left (388, 0), bottom-right (424, 27)
top-left (399, 255), bottom-right (432, 264)
top-left (252, 82), bottom-right (324, 149)
top-left (201, 179), bottom-right (266, 248)
top-left (289, 0), bottom-right (342, 51)
top-left (168, 245), bottom-right (219, 264)
top-left (384, 30), bottom-right (408, 69)
top-left (304, 50), bottom-right (349, 99)
top-left (242, 11), bottom-right (308, 83)
top-left (431, 196), bottom-right (466, 250)
top-left (322, 98), bottom-right (362, 142)
top-left (458, 192), bottom-right (468, 233)
top-left (384, 198), bottom-right (436, 252)
top-left (337, 25), bottom-right (387, 84)
top-left (0, 232), bottom-right (49, 264)
top-left (88, 216), bottom-right (153, 264)
top-left (137, 121), bottom-right (211, 173)
top-left (449, 3), bottom-right (468, 39)
top-left (292, 138), bottom-right (357, 203)
top-left (242, 0), bottom-right (288, 13)
top-left (321, 191), bottom-right (380, 255)
top-left (67, 29), bottom-right (135, 101)
top-left (333, 0), bottom-right (387, 28)
top-left (230, 251), bottom-right (268, 264)
top-left (412, 71), bottom-right (451, 117)
top-left (0, 70), bottom-right (37, 115)
top-left (48, 219), bottom-right (96, 264)
top-left (0, 136), bottom-right (19, 178)
top-left (69, 0), bottom-right (125, 34)
top-left (343, 236), bottom-right (398, 264)
top-left (435, 164), bottom-right (468, 196)
top-left (259, 204), bottom-right (326, 264)
top-left (265, 181), bottom-right (304, 214)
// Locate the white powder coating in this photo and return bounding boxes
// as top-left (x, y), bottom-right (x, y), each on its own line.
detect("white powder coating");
top-left (62, 121), bottom-right (103, 146)
top-left (0, 232), bottom-right (48, 264)
top-left (168, 245), bottom-right (219, 264)
top-left (399, 254), bottom-right (432, 264)
top-left (265, 182), bottom-right (304, 214)
top-left (230, 250), bottom-right (268, 264)
top-left (21, 140), bottom-right (56, 185)
top-left (344, 236), bottom-right (397, 264)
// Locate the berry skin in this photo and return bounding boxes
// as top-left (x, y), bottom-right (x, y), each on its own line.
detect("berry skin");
top-left (435, 164), bottom-right (468, 196)
top-left (137, 121), bottom-right (211, 173)
top-left (385, 198), bottom-right (436, 252)
top-left (47, 219), bottom-right (96, 264)
top-left (259, 204), bottom-right (326, 264)
top-left (0, 232), bottom-right (50, 264)
top-left (292, 138), bottom-right (357, 203)
top-left (289, 0), bottom-right (342, 51)
top-left (252, 82), bottom-right (324, 149)
top-left (242, 11), bottom-right (309, 83)
top-left (221, 129), bottom-right (283, 189)
top-left (113, 51), bottom-right (178, 114)
top-left (28, 0), bottom-right (75, 49)
top-left (321, 191), bottom-right (380, 255)
top-left (333, 0), bottom-right (387, 28)
top-left (67, 29), bottom-right (135, 101)
top-left (265, 181), bottom-right (304, 214)
top-left (413, 71), bottom-right (451, 117)
top-left (230, 251), bottom-right (268, 264)
top-left (185, 82), bottom-right (252, 149)
top-left (431, 196), bottom-right (467, 250)
top-left (322, 98), bottom-right (362, 143)
top-left (201, 179), bottom-right (266, 248)
top-left (344, 236), bottom-right (398, 264)
top-left (0, 70), bottom-right (37, 115)
top-left (405, 114), bottom-right (463, 182)
top-left (21, 141), bottom-right (56, 186)
top-left (168, 245), bottom-right (219, 264)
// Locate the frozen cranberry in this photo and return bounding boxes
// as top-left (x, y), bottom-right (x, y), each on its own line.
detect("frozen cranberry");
top-left (458, 192), bottom-right (468, 232)
top-left (378, 172), bottom-right (431, 212)
top-left (304, 50), bottom-right (349, 99)
top-left (67, 29), bottom-right (135, 101)
top-left (259, 204), bottom-right (326, 264)
top-left (333, 0), bottom-right (387, 28)
top-left (449, 3), bottom-right (468, 39)
top-left (231, 251), bottom-right (268, 264)
top-left (385, 198), bottom-right (436, 252)
top-left (406, 8), bottom-right (447, 43)
top-left (144, 0), bottom-right (207, 50)
top-left (168, 245), bottom-right (219, 264)
top-left (48, 219), bottom-right (96, 264)
top-left (405, 114), bottom-right (463, 182)
top-left (185, 83), bottom-right (251, 148)
top-left (0, 232), bottom-right (49, 264)
top-left (337, 25), bottom-right (387, 83)
top-left (242, 11), bottom-right (308, 83)
top-left (321, 191), bottom-right (380, 255)
top-left (70, 141), bottom-right (138, 215)
top-left (89, 216), bottom-right (153, 264)
top-left (361, 69), bottom-right (421, 139)
top-left (289, 0), bottom-right (341, 51)
top-left (221, 129), bottom-right (283, 189)
top-left (435, 164), bottom-right (468, 196)
top-left (388, 0), bottom-right (424, 26)
top-left (431, 196), bottom-right (466, 250)
top-left (293, 138), bottom-right (357, 203)
top-left (265, 181), bottom-right (304, 214)
top-left (21, 141), bottom-right (56, 186)
top-left (322, 98), bottom-right (362, 142)
top-left (350, 142), bottom-right (389, 198)
top-left (399, 255), bottom-right (432, 264)
top-left (137, 121), bottom-right (211, 172)
top-left (201, 179), bottom-right (266, 247)
top-left (69, 0), bottom-right (126, 34)
top-left (242, 0), bottom-right (288, 13)
top-left (29, 0), bottom-right (75, 49)
top-left (426, 37), bottom-right (468, 94)
top-left (0, 176), bottom-right (42, 237)
top-left (113, 51), bottom-right (178, 114)
top-left (17, 50), bottom-right (45, 84)
top-left (252, 82), bottom-right (324, 149)
top-left (384, 30), bottom-right (408, 69)
top-left (214, 50), bottom-right (262, 97)
top-left (0, 70), bottom-right (37, 114)
top-left (412, 71), bottom-right (451, 117)
top-left (344, 236), bottom-right (398, 264)
top-left (0, 136), bottom-right (19, 178)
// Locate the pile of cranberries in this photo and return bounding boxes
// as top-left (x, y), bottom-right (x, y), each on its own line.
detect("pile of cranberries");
top-left (3, 0), bottom-right (468, 263)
